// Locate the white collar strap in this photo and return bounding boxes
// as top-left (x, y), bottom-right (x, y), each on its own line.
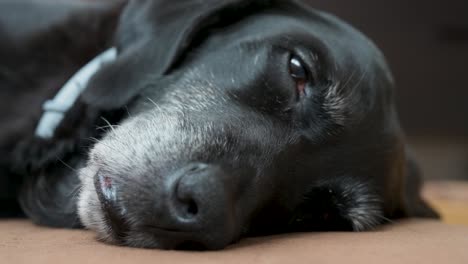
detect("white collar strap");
top-left (35, 47), bottom-right (117, 139)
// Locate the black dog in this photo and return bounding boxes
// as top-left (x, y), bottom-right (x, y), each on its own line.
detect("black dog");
top-left (0, 0), bottom-right (438, 249)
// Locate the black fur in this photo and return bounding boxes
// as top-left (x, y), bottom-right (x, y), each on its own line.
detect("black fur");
top-left (0, 0), bottom-right (438, 249)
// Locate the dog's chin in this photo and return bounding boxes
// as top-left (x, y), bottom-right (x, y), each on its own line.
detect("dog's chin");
top-left (77, 164), bottom-right (116, 244)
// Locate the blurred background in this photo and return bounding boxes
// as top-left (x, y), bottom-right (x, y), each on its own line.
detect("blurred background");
top-left (310, 0), bottom-right (468, 181)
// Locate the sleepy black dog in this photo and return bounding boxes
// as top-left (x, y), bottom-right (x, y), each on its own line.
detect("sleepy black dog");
top-left (0, 0), bottom-right (438, 249)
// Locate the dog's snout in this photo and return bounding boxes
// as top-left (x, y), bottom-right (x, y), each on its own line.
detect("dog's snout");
top-left (95, 163), bottom-right (239, 249)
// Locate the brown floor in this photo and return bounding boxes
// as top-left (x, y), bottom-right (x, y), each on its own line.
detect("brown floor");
top-left (424, 181), bottom-right (468, 225)
top-left (1, 219), bottom-right (468, 264)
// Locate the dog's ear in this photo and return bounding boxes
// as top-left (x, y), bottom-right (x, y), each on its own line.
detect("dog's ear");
top-left (82, 0), bottom-right (276, 110)
top-left (400, 149), bottom-right (440, 218)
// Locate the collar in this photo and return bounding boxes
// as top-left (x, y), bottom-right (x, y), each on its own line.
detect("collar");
top-left (35, 48), bottom-right (117, 139)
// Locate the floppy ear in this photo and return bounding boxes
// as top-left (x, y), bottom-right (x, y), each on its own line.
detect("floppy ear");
top-left (401, 148), bottom-right (440, 218)
top-left (82, 0), bottom-right (276, 110)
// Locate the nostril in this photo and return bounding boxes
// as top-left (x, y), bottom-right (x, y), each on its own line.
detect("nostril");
top-left (187, 199), bottom-right (198, 215)
top-left (173, 163), bottom-right (209, 219)
top-left (176, 192), bottom-right (199, 219)
top-left (95, 173), bottom-right (117, 204)
top-left (100, 175), bottom-right (116, 201)
top-left (188, 163), bottom-right (208, 172)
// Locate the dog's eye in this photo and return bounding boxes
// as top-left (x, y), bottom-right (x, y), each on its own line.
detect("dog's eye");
top-left (289, 56), bottom-right (309, 96)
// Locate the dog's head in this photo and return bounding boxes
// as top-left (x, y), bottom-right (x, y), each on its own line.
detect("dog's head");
top-left (77, 0), bottom-right (437, 249)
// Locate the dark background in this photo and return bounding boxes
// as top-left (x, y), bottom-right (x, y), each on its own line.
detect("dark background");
top-left (309, 0), bottom-right (468, 180)
top-left (309, 0), bottom-right (468, 137)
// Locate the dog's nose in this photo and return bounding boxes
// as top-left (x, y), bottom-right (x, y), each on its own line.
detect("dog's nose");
top-left (168, 163), bottom-right (237, 249)
top-left (95, 163), bottom-right (238, 249)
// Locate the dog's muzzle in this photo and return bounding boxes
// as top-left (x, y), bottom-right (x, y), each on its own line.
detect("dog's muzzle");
top-left (95, 163), bottom-right (238, 250)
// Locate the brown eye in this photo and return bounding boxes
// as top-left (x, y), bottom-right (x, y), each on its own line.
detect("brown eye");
top-left (289, 56), bottom-right (308, 96)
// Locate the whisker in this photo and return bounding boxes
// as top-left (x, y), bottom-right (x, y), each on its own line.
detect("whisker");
top-left (375, 214), bottom-right (395, 225)
top-left (349, 60), bottom-right (371, 93)
top-left (95, 124), bottom-right (121, 131)
top-left (124, 106), bottom-right (132, 118)
top-left (86, 137), bottom-right (100, 143)
top-left (56, 157), bottom-right (78, 173)
top-left (341, 66), bottom-right (358, 91)
top-left (146, 97), bottom-right (159, 109)
top-left (100, 117), bottom-right (117, 134)
top-left (71, 185), bottom-right (83, 199)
